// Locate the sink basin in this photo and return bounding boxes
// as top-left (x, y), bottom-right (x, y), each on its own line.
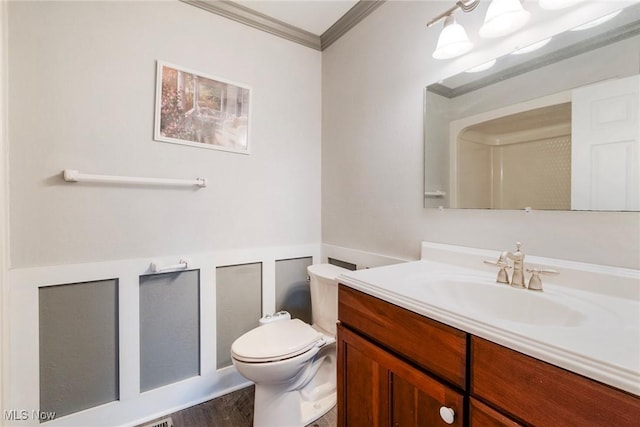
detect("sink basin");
top-left (421, 275), bottom-right (586, 327)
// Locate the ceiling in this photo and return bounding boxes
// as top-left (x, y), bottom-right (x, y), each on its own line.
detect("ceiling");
top-left (233, 0), bottom-right (360, 35)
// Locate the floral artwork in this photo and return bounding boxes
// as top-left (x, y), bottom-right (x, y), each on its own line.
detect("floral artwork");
top-left (154, 61), bottom-right (251, 154)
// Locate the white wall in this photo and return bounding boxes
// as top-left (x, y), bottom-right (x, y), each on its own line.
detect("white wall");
top-left (322, 0), bottom-right (640, 269)
top-left (5, 2), bottom-right (321, 424)
top-left (8, 0), bottom-right (321, 268)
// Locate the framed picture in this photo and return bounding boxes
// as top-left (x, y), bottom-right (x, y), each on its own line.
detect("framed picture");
top-left (154, 61), bottom-right (251, 154)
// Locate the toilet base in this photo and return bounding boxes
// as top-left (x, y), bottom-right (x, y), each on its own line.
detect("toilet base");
top-left (252, 340), bottom-right (336, 427)
top-left (254, 385), bottom-right (335, 427)
top-left (300, 392), bottom-right (336, 425)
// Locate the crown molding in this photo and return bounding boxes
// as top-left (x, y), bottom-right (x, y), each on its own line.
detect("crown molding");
top-left (181, 0), bottom-right (321, 49)
top-left (321, 0), bottom-right (385, 50)
top-left (180, 0), bottom-right (385, 51)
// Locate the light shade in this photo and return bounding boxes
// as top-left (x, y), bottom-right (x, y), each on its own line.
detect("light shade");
top-left (539, 0), bottom-right (583, 10)
top-left (432, 15), bottom-right (473, 60)
top-left (479, 0), bottom-right (531, 38)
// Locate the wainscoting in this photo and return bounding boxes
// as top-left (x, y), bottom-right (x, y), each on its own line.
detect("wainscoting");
top-left (6, 244), bottom-right (320, 427)
top-left (5, 243), bottom-right (403, 426)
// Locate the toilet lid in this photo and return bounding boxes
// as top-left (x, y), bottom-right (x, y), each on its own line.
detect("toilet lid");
top-left (231, 319), bottom-right (323, 362)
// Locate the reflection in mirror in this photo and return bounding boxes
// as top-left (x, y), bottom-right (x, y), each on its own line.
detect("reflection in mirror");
top-left (424, 4), bottom-right (640, 211)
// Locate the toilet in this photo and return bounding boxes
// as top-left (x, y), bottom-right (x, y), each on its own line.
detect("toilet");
top-left (231, 263), bottom-right (347, 427)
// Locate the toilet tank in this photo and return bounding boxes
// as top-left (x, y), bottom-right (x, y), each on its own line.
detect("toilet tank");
top-left (307, 263), bottom-right (349, 336)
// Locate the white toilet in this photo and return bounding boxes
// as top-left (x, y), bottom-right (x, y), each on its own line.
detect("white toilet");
top-left (231, 263), bottom-right (347, 427)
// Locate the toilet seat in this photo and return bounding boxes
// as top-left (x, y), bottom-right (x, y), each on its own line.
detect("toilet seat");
top-left (231, 319), bottom-right (324, 363)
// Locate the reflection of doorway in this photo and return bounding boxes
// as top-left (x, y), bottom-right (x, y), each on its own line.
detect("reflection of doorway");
top-left (450, 76), bottom-right (640, 211)
top-left (572, 74), bottom-right (640, 211)
top-left (452, 97), bottom-right (572, 210)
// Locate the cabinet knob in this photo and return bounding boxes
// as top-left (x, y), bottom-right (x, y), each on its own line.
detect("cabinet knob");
top-left (439, 406), bottom-right (455, 424)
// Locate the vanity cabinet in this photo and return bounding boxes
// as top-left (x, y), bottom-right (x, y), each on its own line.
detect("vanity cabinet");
top-left (469, 398), bottom-right (523, 427)
top-left (338, 325), bottom-right (464, 426)
top-left (337, 285), bottom-right (466, 426)
top-left (337, 285), bottom-right (640, 427)
top-left (471, 336), bottom-right (640, 426)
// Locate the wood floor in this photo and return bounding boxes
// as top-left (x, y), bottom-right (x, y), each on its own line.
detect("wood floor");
top-left (138, 386), bottom-right (337, 427)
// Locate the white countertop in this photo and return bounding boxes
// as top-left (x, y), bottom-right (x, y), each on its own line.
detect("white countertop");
top-left (337, 243), bottom-right (640, 396)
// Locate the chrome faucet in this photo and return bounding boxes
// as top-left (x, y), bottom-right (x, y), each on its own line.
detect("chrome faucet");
top-left (484, 242), bottom-right (558, 291)
top-left (484, 242), bottom-right (525, 287)
top-left (504, 242), bottom-right (526, 289)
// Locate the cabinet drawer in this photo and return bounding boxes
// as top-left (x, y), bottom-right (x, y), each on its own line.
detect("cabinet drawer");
top-left (471, 336), bottom-right (640, 426)
top-left (338, 285), bottom-right (467, 388)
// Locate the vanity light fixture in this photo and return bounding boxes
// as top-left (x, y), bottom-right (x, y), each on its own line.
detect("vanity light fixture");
top-left (428, 0), bottom-right (479, 59)
top-left (479, 0), bottom-right (531, 38)
top-left (465, 59), bottom-right (497, 73)
top-left (432, 14), bottom-right (474, 59)
top-left (427, 0), bottom-right (586, 60)
top-left (570, 10), bottom-right (622, 31)
top-left (511, 37), bottom-right (552, 55)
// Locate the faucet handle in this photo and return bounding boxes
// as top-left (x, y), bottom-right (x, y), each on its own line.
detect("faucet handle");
top-left (484, 260), bottom-right (512, 284)
top-left (525, 268), bottom-right (559, 291)
top-left (483, 259), bottom-right (509, 267)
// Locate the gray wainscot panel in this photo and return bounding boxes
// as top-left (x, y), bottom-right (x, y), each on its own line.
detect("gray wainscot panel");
top-left (275, 257), bottom-right (313, 324)
top-left (216, 263), bottom-right (262, 369)
top-left (39, 279), bottom-right (119, 418)
top-left (140, 270), bottom-right (200, 392)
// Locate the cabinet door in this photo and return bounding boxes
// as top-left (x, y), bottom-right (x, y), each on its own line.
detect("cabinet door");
top-left (469, 398), bottom-right (523, 427)
top-left (338, 324), bottom-right (465, 427)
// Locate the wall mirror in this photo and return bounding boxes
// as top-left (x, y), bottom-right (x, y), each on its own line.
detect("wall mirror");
top-left (424, 3), bottom-right (640, 211)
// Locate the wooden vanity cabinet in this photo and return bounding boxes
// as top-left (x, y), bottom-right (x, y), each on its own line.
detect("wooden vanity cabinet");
top-left (471, 336), bottom-right (640, 426)
top-left (337, 285), bottom-right (467, 427)
top-left (338, 285), bottom-right (640, 427)
top-left (469, 398), bottom-right (523, 427)
top-left (337, 285), bottom-right (467, 388)
top-left (338, 324), bottom-right (465, 427)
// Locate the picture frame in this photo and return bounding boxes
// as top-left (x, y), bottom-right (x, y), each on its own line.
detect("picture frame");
top-left (154, 61), bottom-right (251, 154)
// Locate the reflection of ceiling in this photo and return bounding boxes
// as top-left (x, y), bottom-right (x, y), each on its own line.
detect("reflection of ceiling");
top-left (461, 103), bottom-right (572, 146)
top-left (467, 103), bottom-right (571, 136)
top-left (429, 3), bottom-right (640, 98)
